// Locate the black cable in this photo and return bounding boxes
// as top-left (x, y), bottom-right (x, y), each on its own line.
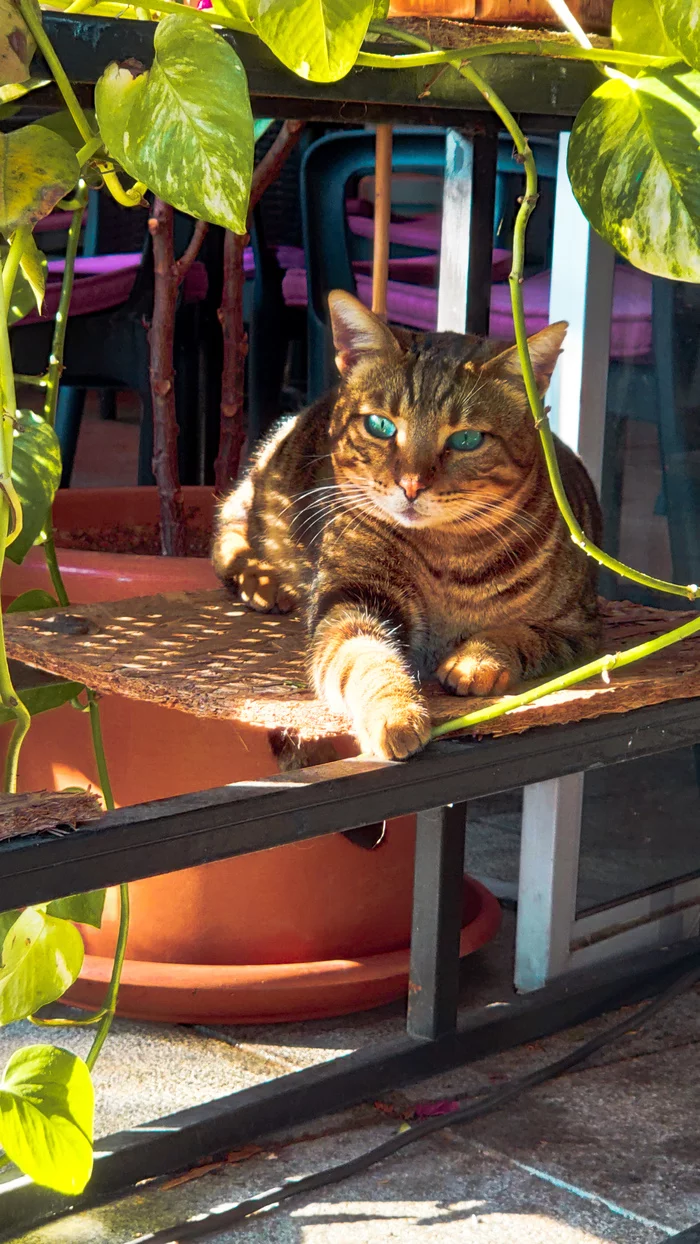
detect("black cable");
top-left (132, 960), bottom-right (700, 1244)
top-left (671, 1227), bottom-right (700, 1241)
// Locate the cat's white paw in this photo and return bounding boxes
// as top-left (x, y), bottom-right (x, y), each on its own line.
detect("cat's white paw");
top-left (355, 696), bottom-right (432, 761)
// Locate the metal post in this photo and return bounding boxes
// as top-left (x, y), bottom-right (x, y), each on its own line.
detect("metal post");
top-left (515, 776), bottom-right (582, 992)
top-left (437, 128), bottom-right (497, 336)
top-left (407, 803), bottom-right (467, 1040)
top-left (516, 131), bottom-right (616, 992)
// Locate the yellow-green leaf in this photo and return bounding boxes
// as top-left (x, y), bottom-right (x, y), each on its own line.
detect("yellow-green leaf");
top-left (568, 68), bottom-right (700, 281)
top-left (17, 231), bottom-right (45, 313)
top-left (1, 241), bottom-right (47, 324)
top-left (0, 125), bottom-right (79, 235)
top-left (46, 890), bottom-right (105, 930)
top-left (6, 410), bottom-right (62, 566)
top-left (612, 0), bottom-right (680, 57)
top-left (0, 1045), bottom-right (93, 1194)
top-left (0, 0), bottom-right (39, 87)
top-left (247, 0), bottom-right (374, 82)
top-left (95, 13), bottom-right (253, 233)
top-left (657, 0), bottom-right (700, 70)
top-left (0, 76), bottom-right (50, 104)
top-left (0, 908), bottom-right (83, 1025)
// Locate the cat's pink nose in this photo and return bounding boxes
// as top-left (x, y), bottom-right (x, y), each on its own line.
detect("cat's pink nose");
top-left (398, 475), bottom-right (425, 502)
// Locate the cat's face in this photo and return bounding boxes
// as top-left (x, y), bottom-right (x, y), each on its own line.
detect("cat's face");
top-left (327, 291), bottom-right (566, 531)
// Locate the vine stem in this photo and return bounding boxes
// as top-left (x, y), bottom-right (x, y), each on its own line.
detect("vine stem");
top-left (378, 24), bottom-right (700, 739)
top-left (17, 0), bottom-right (147, 209)
top-left (43, 542), bottom-right (128, 1061)
top-left (32, 193), bottom-right (129, 1057)
top-left (85, 693), bottom-right (128, 1070)
top-left (431, 612), bottom-right (700, 738)
top-left (44, 182), bottom-right (88, 429)
top-left (360, 32), bottom-right (672, 71)
top-left (0, 254), bottom-right (29, 789)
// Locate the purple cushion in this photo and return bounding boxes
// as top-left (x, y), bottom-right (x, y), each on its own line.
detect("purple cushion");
top-left (34, 210), bottom-right (87, 235)
top-left (285, 263), bottom-right (651, 361)
top-left (281, 249), bottom-right (513, 315)
top-left (348, 211), bottom-right (443, 252)
top-left (47, 253), bottom-right (142, 276)
top-left (489, 267), bottom-right (652, 360)
top-left (243, 245), bottom-right (305, 278)
top-left (20, 254), bottom-right (207, 324)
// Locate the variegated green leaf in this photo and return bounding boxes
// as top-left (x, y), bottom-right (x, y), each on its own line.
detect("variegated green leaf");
top-left (0, 1045), bottom-right (93, 1194)
top-left (0, 909), bottom-right (83, 1025)
top-left (17, 231), bottom-right (45, 313)
top-left (1, 240), bottom-right (47, 324)
top-left (568, 68), bottom-right (700, 281)
top-left (95, 13), bottom-right (253, 233)
top-left (0, 0), bottom-right (39, 87)
top-left (0, 77), bottom-right (50, 104)
top-left (6, 410), bottom-right (62, 565)
top-left (612, 0), bottom-right (681, 57)
top-left (0, 125), bottom-right (79, 235)
top-left (247, 0), bottom-right (375, 82)
top-left (657, 0), bottom-right (700, 70)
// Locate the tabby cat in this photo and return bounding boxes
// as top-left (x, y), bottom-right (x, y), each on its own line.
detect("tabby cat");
top-left (213, 291), bottom-right (602, 760)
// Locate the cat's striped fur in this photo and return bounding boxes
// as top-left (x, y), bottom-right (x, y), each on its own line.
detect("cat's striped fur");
top-left (213, 291), bottom-right (602, 760)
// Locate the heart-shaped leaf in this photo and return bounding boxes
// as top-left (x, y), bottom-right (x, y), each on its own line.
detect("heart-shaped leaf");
top-left (45, 891), bottom-right (105, 929)
top-left (0, 76), bottom-right (50, 105)
top-left (6, 409), bottom-right (62, 566)
top-left (612, 0), bottom-right (681, 57)
top-left (0, 0), bottom-right (39, 87)
top-left (247, 0), bottom-right (374, 82)
top-left (0, 911), bottom-right (18, 947)
top-left (0, 125), bottom-right (79, 235)
top-left (0, 677), bottom-right (84, 725)
top-left (0, 1045), bottom-right (93, 1194)
top-left (657, 0), bottom-right (700, 70)
top-left (0, 908), bottom-right (84, 1025)
top-left (2, 241), bottom-right (47, 324)
top-left (95, 13), bottom-right (253, 232)
top-left (568, 67), bottom-right (700, 280)
top-left (5, 588), bottom-right (57, 613)
top-left (37, 107), bottom-right (98, 155)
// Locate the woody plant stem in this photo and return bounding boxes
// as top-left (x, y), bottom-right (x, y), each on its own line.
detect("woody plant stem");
top-left (214, 120), bottom-right (305, 493)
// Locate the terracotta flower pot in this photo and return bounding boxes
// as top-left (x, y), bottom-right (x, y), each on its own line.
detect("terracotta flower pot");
top-left (6, 487), bottom-right (500, 1022)
top-left (387, 0), bottom-right (612, 32)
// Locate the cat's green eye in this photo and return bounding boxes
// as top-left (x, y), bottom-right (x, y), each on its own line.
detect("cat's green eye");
top-left (364, 414), bottom-right (397, 440)
top-left (446, 428), bottom-right (484, 452)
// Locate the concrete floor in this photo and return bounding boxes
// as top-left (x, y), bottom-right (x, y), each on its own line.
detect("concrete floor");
top-left (4, 972), bottom-right (699, 1244)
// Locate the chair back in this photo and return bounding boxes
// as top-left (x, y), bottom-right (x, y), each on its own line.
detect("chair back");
top-left (300, 127), bottom-right (558, 399)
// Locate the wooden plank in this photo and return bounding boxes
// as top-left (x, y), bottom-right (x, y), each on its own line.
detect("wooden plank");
top-left (2, 699), bottom-right (700, 909)
top-left (37, 13), bottom-right (602, 127)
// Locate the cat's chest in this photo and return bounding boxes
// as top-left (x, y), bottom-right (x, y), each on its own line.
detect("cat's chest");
top-left (411, 600), bottom-right (484, 677)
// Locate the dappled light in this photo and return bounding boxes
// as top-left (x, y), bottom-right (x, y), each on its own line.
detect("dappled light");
top-left (5, 590), bottom-right (700, 741)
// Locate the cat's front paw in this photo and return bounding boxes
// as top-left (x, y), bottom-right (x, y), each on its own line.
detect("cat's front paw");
top-left (437, 640), bottom-right (518, 697)
top-left (355, 696), bottom-right (432, 761)
top-left (234, 556), bottom-right (297, 613)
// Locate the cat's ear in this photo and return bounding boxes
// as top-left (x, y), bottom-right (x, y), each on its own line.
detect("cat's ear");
top-left (329, 290), bottom-right (401, 375)
top-left (483, 322), bottom-right (568, 395)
